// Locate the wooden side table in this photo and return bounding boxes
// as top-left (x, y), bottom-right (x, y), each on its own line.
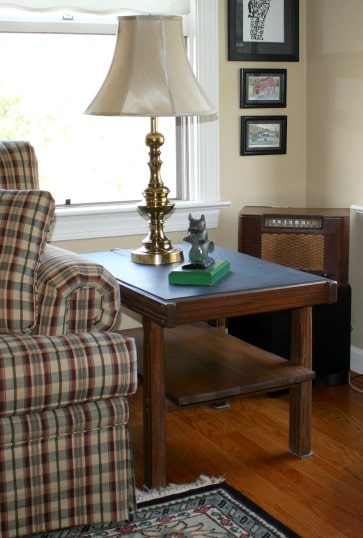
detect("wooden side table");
top-left (85, 245), bottom-right (337, 488)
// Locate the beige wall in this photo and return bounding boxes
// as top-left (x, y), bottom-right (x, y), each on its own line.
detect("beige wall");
top-left (306, 0), bottom-right (363, 355)
top-left (53, 0), bottom-right (363, 354)
top-left (216, 0), bottom-right (307, 250)
top-left (306, 0), bottom-right (363, 207)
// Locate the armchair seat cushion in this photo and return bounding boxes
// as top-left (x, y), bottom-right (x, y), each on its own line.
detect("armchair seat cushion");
top-left (0, 189), bottom-right (55, 334)
top-left (0, 331), bottom-right (137, 416)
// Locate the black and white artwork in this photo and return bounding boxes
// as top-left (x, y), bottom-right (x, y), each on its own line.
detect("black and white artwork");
top-left (228, 0), bottom-right (299, 61)
top-left (243, 0), bottom-right (284, 42)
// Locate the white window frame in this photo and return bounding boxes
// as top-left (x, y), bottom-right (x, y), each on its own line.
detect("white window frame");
top-left (1, 0), bottom-right (227, 241)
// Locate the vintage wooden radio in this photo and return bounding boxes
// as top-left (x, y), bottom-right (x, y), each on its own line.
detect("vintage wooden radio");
top-left (238, 206), bottom-right (350, 284)
top-left (228, 207), bottom-right (351, 385)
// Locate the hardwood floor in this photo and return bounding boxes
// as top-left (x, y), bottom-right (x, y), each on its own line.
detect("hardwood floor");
top-left (129, 374), bottom-right (363, 538)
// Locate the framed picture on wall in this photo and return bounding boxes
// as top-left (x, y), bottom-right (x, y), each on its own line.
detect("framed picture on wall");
top-left (240, 115), bottom-right (287, 155)
top-left (228, 0), bottom-right (299, 61)
top-left (240, 68), bottom-right (287, 108)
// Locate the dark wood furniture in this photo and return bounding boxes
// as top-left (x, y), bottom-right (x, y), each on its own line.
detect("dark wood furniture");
top-left (231, 207), bottom-right (351, 384)
top-left (85, 245), bottom-right (337, 488)
top-left (238, 206), bottom-right (350, 284)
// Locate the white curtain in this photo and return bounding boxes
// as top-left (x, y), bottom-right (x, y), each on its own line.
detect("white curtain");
top-left (0, 1), bottom-right (190, 14)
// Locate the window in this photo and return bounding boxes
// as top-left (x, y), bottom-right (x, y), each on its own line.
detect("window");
top-left (0, 14), bottom-right (176, 205)
top-left (0, 0), bottom-right (223, 240)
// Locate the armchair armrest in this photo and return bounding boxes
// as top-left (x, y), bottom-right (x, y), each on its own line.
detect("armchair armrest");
top-left (0, 331), bottom-right (137, 417)
top-left (36, 244), bottom-right (121, 335)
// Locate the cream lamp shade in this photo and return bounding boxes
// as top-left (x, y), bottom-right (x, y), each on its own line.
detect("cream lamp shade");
top-left (86, 15), bottom-right (216, 117)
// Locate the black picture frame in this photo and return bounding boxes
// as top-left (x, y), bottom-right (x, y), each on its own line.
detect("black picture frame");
top-left (240, 68), bottom-right (287, 108)
top-left (228, 0), bottom-right (299, 61)
top-left (240, 115), bottom-right (287, 155)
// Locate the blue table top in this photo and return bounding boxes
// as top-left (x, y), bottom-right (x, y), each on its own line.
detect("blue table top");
top-left (84, 245), bottom-right (333, 302)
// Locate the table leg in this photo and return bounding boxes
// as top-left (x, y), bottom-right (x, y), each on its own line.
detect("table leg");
top-left (289, 306), bottom-right (314, 457)
top-left (215, 317), bottom-right (226, 332)
top-left (142, 316), bottom-right (167, 488)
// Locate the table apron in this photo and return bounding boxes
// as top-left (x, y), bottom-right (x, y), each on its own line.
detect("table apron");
top-left (121, 281), bottom-right (336, 328)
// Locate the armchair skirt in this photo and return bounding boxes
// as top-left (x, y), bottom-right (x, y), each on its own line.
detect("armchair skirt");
top-left (0, 331), bottom-right (137, 538)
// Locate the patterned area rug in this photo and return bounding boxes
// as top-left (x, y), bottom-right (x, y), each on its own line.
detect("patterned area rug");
top-left (29, 476), bottom-right (299, 538)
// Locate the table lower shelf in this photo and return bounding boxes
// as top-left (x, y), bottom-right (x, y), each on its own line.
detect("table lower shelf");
top-left (123, 323), bottom-right (315, 407)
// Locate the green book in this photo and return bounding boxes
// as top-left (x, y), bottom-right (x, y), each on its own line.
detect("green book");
top-left (169, 259), bottom-right (230, 286)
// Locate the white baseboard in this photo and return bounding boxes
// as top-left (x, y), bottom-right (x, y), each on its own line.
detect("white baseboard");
top-left (351, 345), bottom-right (363, 373)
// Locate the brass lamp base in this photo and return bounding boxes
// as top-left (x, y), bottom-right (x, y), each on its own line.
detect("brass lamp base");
top-left (131, 245), bottom-right (183, 265)
top-left (131, 202), bottom-right (184, 265)
top-left (131, 116), bottom-right (184, 265)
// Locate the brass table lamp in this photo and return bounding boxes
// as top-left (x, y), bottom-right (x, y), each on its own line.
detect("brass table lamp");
top-left (86, 15), bottom-right (215, 264)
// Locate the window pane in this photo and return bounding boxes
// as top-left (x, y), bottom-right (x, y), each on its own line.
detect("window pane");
top-left (0, 32), bottom-right (177, 205)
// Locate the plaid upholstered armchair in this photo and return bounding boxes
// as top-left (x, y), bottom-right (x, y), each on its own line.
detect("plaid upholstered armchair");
top-left (0, 143), bottom-right (137, 537)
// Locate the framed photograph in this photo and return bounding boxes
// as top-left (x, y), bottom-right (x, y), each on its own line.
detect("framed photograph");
top-left (228, 0), bottom-right (299, 61)
top-left (240, 68), bottom-right (287, 108)
top-left (240, 115), bottom-right (287, 155)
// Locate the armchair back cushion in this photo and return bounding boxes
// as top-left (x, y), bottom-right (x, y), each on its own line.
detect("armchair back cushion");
top-left (0, 141), bottom-right (39, 189)
top-left (0, 189), bottom-right (55, 334)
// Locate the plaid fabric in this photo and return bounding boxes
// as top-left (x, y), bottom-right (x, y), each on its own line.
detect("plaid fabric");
top-left (36, 245), bottom-right (121, 334)
top-left (0, 189), bottom-right (55, 334)
top-left (0, 140), bottom-right (121, 334)
top-left (0, 143), bottom-right (138, 536)
top-left (0, 332), bottom-right (137, 537)
top-left (0, 331), bottom-right (137, 416)
top-left (0, 397), bottom-right (136, 537)
top-left (0, 141), bottom-right (39, 189)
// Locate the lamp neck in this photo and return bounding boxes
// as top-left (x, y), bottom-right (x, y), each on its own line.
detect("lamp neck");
top-left (151, 116), bottom-right (157, 133)
top-left (145, 116), bottom-right (166, 194)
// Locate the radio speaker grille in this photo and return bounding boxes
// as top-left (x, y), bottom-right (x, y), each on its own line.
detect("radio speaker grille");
top-left (261, 233), bottom-right (325, 271)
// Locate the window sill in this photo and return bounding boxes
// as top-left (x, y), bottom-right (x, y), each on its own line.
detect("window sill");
top-left (50, 200), bottom-right (231, 241)
top-left (351, 205), bottom-right (363, 213)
